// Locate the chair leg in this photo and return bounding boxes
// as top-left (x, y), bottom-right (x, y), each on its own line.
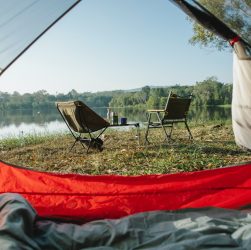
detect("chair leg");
top-left (80, 136), bottom-right (105, 153)
top-left (134, 123), bottom-right (140, 145)
top-left (95, 127), bottom-right (108, 151)
top-left (145, 113), bottom-right (152, 144)
top-left (78, 139), bottom-right (92, 153)
top-left (168, 123), bottom-right (174, 140)
top-left (69, 138), bottom-right (78, 152)
top-left (185, 121), bottom-right (193, 139)
top-left (145, 127), bottom-right (150, 144)
top-left (160, 124), bottom-right (171, 141)
top-left (70, 136), bottom-right (90, 153)
top-left (86, 142), bottom-right (91, 153)
top-left (156, 113), bottom-right (171, 142)
top-left (69, 131), bottom-right (107, 154)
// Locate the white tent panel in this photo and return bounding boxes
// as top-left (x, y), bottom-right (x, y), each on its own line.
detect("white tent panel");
top-left (232, 41), bottom-right (251, 150)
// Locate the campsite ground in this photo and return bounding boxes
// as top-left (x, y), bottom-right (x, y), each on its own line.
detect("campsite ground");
top-left (0, 123), bottom-right (251, 175)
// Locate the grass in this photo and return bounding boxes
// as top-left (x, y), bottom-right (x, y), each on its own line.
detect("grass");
top-left (0, 122), bottom-right (251, 175)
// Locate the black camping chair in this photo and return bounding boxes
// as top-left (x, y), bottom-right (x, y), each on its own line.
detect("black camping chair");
top-left (145, 92), bottom-right (193, 143)
top-left (56, 101), bottom-right (110, 153)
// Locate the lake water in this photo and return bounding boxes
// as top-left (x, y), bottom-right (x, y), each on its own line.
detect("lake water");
top-left (0, 106), bottom-right (231, 138)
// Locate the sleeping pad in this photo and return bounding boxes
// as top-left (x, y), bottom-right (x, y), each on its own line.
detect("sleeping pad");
top-left (1, 193), bottom-right (251, 250)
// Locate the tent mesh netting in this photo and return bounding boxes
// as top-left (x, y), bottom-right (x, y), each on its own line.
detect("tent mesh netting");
top-left (0, 0), bottom-right (80, 76)
top-left (172, 0), bottom-right (251, 49)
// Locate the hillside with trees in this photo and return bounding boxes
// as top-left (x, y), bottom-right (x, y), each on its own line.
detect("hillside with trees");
top-left (110, 77), bottom-right (232, 108)
top-left (0, 77), bottom-right (232, 111)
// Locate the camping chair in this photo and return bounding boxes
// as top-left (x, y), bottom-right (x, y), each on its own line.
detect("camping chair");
top-left (56, 100), bottom-right (110, 153)
top-left (145, 92), bottom-right (193, 143)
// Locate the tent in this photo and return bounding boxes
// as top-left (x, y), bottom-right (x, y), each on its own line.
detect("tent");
top-left (1, 0), bottom-right (251, 248)
top-left (171, 0), bottom-right (251, 151)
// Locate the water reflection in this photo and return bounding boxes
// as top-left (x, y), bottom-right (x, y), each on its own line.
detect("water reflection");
top-left (189, 106), bottom-right (232, 122)
top-left (0, 109), bottom-right (64, 138)
top-left (103, 106), bottom-right (232, 123)
top-left (0, 106), bottom-right (231, 138)
top-left (0, 109), bottom-right (60, 127)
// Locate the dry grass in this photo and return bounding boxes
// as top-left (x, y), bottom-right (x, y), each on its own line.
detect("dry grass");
top-left (0, 123), bottom-right (251, 175)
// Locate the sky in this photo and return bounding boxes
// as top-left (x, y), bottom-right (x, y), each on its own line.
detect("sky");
top-left (0, 0), bottom-right (233, 94)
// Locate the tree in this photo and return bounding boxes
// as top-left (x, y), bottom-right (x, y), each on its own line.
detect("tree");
top-left (189, 0), bottom-right (251, 50)
top-left (67, 89), bottom-right (79, 99)
top-left (142, 86), bottom-right (151, 101)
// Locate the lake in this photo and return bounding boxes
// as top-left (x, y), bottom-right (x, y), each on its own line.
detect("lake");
top-left (0, 106), bottom-right (231, 138)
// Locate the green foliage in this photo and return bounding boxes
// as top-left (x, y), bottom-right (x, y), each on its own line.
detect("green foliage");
top-left (109, 92), bottom-right (145, 107)
top-left (0, 89), bottom-right (113, 111)
top-left (188, 0), bottom-right (251, 50)
top-left (192, 77), bottom-right (232, 106)
top-left (0, 133), bottom-right (53, 150)
top-left (109, 77), bottom-right (232, 109)
top-left (0, 77), bottom-right (232, 111)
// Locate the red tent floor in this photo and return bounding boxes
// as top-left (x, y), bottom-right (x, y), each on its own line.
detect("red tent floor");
top-left (1, 160), bottom-right (251, 221)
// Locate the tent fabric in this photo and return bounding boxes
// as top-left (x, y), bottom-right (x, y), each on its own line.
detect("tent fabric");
top-left (0, 0), bottom-right (80, 76)
top-left (1, 160), bottom-right (251, 221)
top-left (170, 0), bottom-right (251, 49)
top-left (1, 193), bottom-right (251, 250)
top-left (171, 1), bottom-right (251, 150)
top-left (170, 0), bottom-right (239, 42)
top-left (232, 41), bottom-right (251, 150)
